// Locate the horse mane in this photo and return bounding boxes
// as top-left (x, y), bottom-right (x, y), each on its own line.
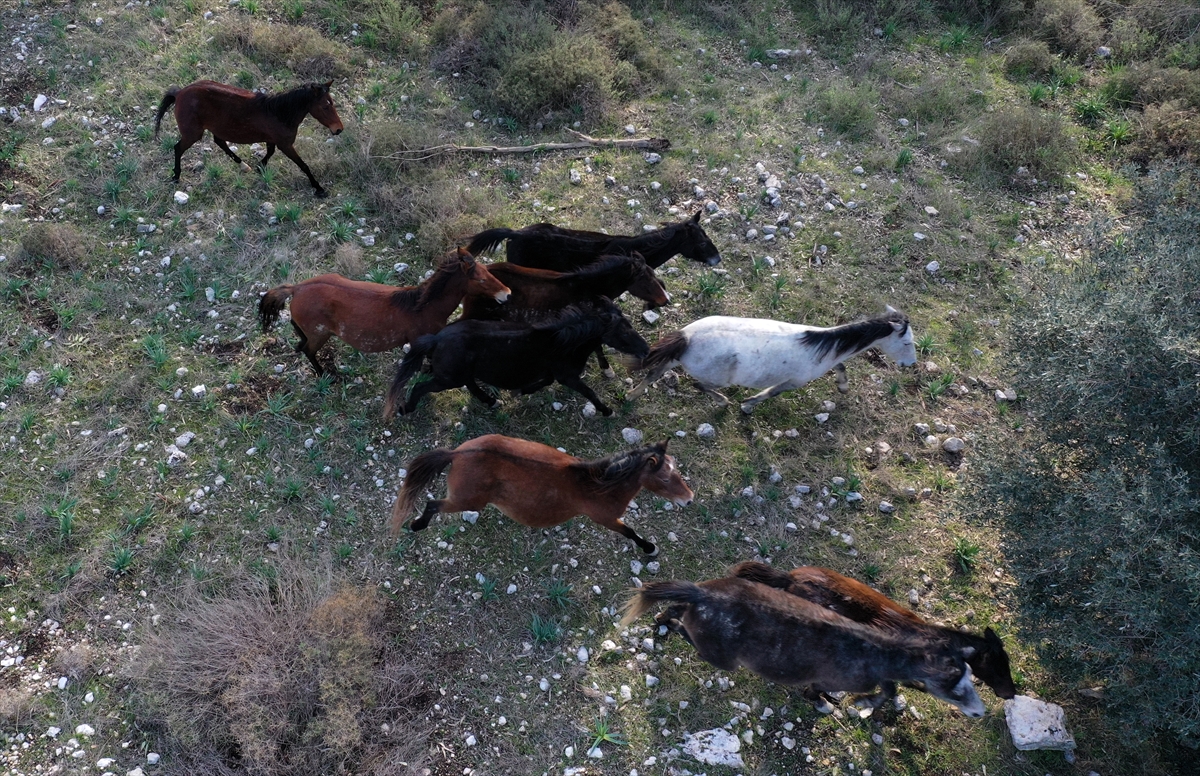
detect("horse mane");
top-left (532, 303), bottom-right (609, 351)
top-left (800, 309), bottom-right (909, 361)
top-left (565, 253), bottom-right (636, 281)
top-left (258, 83), bottom-right (324, 124)
top-left (572, 444), bottom-right (665, 492)
top-left (608, 220), bottom-right (686, 252)
top-left (389, 255), bottom-right (465, 312)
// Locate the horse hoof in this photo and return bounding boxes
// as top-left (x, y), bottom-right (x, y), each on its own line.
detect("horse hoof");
top-left (645, 545), bottom-right (660, 557)
top-left (603, 368), bottom-right (616, 379)
top-left (315, 188), bottom-right (329, 199)
top-left (837, 385), bottom-right (850, 394)
top-left (739, 403), bottom-right (754, 415)
top-left (814, 700), bottom-right (835, 715)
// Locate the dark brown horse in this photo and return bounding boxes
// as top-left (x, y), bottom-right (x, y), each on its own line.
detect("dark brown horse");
top-left (390, 435), bottom-right (693, 555)
top-left (624, 575), bottom-right (987, 717)
top-left (727, 562), bottom-right (1017, 699)
top-left (466, 211), bottom-right (721, 271)
top-left (383, 299), bottom-right (649, 418)
top-left (258, 248), bottom-right (510, 375)
top-left (155, 80), bottom-right (344, 197)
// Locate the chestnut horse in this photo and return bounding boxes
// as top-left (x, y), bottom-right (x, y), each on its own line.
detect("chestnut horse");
top-left (726, 562), bottom-right (1016, 699)
top-left (155, 80), bottom-right (344, 197)
top-left (258, 248), bottom-right (510, 375)
top-left (390, 434), bottom-right (693, 555)
top-left (624, 575), bottom-right (986, 717)
top-left (466, 211), bottom-right (721, 271)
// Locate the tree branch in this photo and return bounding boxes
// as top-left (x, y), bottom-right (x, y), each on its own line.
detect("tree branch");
top-left (376, 128), bottom-right (670, 161)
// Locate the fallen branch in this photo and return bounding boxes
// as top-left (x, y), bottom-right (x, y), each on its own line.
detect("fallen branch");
top-left (377, 128), bottom-right (670, 161)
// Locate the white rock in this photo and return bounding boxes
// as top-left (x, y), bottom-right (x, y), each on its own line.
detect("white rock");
top-left (897, 118), bottom-right (910, 127)
top-left (506, 584), bottom-right (517, 594)
top-left (569, 168), bottom-right (582, 185)
top-left (191, 384), bottom-right (206, 398)
top-left (914, 423), bottom-right (931, 435)
top-left (625, 124), bottom-right (636, 135)
top-left (97, 759), bottom-right (115, 768)
top-left (42, 116), bottom-right (56, 129)
top-left (174, 431), bottom-right (195, 448)
top-left (582, 402), bottom-right (597, 418)
top-left (908, 589), bottom-right (920, 606)
top-left (682, 728), bottom-right (744, 768)
top-left (942, 436), bottom-right (966, 453)
top-left (146, 753), bottom-right (160, 764)
top-left (631, 560), bottom-right (643, 575)
top-left (925, 260), bottom-right (940, 273)
top-left (697, 423), bottom-right (715, 439)
top-left (622, 428), bottom-right (644, 445)
top-left (815, 413), bottom-right (830, 424)
top-left (645, 674), bottom-right (659, 688)
top-left (1096, 45), bottom-right (1112, 58)
top-left (852, 165), bottom-right (865, 175)
top-left (845, 492), bottom-right (863, 503)
top-left (914, 232), bottom-right (927, 241)
top-left (781, 736), bottom-right (796, 749)
top-left (577, 646), bottom-right (589, 663)
top-left (462, 511), bottom-right (479, 524)
top-left (644, 152), bottom-right (662, 164)
top-left (465, 734), bottom-right (477, 746)
top-left (25, 370), bottom-right (41, 386)
top-left (34, 94), bottom-right (48, 111)
top-left (173, 191), bottom-right (189, 205)
top-left (587, 746), bottom-right (604, 759)
top-left (97, 205), bottom-right (106, 215)
top-left (879, 501), bottom-right (895, 513)
top-left (75, 724), bottom-right (95, 736)
top-left (1004, 696), bottom-right (1076, 752)
top-left (642, 310), bottom-right (660, 324)
top-left (539, 678), bottom-right (550, 691)
top-left (128, 769), bottom-right (146, 776)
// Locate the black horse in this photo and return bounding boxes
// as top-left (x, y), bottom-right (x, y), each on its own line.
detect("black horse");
top-left (466, 211), bottom-right (721, 271)
top-left (383, 299), bottom-right (649, 419)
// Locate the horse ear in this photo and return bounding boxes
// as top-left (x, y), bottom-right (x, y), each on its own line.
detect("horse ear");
top-left (655, 439), bottom-right (670, 454)
top-left (457, 246), bottom-right (474, 262)
top-left (984, 627), bottom-right (1002, 646)
top-left (889, 318), bottom-right (906, 332)
top-left (691, 210), bottom-right (701, 224)
top-left (324, 80), bottom-right (334, 89)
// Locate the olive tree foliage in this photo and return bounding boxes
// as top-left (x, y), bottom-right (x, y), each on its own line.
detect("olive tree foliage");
top-left (963, 164), bottom-right (1200, 748)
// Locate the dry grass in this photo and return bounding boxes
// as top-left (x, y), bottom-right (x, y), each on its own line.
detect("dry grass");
top-left (214, 18), bottom-right (355, 80)
top-left (18, 223), bottom-right (86, 272)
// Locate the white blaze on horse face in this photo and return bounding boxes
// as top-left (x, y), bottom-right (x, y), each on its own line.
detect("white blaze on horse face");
top-left (946, 666), bottom-right (986, 718)
top-left (880, 325), bottom-right (918, 367)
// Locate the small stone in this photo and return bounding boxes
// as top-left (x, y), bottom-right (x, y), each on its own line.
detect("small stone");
top-left (644, 152), bottom-right (662, 164)
top-left (645, 674), bottom-right (660, 688)
top-left (569, 168), bottom-right (582, 185)
top-left (25, 370), bottom-right (42, 386)
top-left (128, 769), bottom-right (146, 776)
top-left (174, 431), bottom-right (195, 448)
top-left (942, 436), bottom-right (966, 453)
top-left (174, 191), bottom-right (189, 205)
top-left (925, 260), bottom-right (940, 273)
top-left (577, 646), bottom-right (589, 663)
top-left (815, 413), bottom-right (830, 424)
top-left (1096, 45), bottom-right (1112, 58)
top-left (625, 124), bottom-right (636, 135)
top-left (34, 94), bottom-right (49, 111)
top-left (879, 501), bottom-right (895, 513)
top-left (506, 584), bottom-right (518, 594)
top-left (136, 223), bottom-right (156, 233)
top-left (642, 310), bottom-right (660, 324)
top-left (75, 724), bottom-right (95, 736)
top-left (908, 589), bottom-right (920, 606)
top-left (781, 736), bottom-right (796, 750)
top-left (462, 510), bottom-right (479, 524)
top-left (97, 759), bottom-right (115, 769)
top-left (897, 118), bottom-right (910, 127)
top-left (697, 423), bottom-right (715, 439)
top-left (191, 384), bottom-right (207, 399)
top-left (146, 753), bottom-right (160, 765)
top-left (582, 402), bottom-right (597, 418)
top-left (914, 232), bottom-right (927, 241)
top-left (539, 678), bottom-right (550, 691)
top-left (631, 560), bottom-right (644, 575)
top-left (924, 206), bottom-right (939, 216)
top-left (465, 734), bottom-right (477, 746)
top-left (622, 428), bottom-right (644, 445)
top-left (914, 423), bottom-right (930, 435)
top-left (852, 165), bottom-right (865, 175)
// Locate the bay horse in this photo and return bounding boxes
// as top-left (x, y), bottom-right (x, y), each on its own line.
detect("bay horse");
top-left (623, 575), bottom-right (987, 718)
top-left (390, 434), bottom-right (693, 555)
top-left (258, 248), bottom-right (511, 375)
top-left (466, 211), bottom-right (722, 271)
top-left (460, 252), bottom-right (669, 376)
top-left (155, 80), bottom-right (344, 197)
top-left (630, 307), bottom-right (918, 414)
top-left (726, 562), bottom-right (1016, 699)
top-left (383, 299), bottom-right (648, 419)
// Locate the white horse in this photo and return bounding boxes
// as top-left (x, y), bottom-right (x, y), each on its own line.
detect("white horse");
top-left (630, 307), bottom-right (918, 414)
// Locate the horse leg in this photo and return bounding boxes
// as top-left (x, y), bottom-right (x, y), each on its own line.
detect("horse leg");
top-left (278, 142), bottom-right (327, 198)
top-left (402, 376), bottom-right (450, 415)
top-left (212, 136), bottom-right (246, 168)
top-left (409, 499), bottom-right (443, 531)
top-left (594, 346), bottom-right (615, 378)
top-left (614, 517), bottom-right (656, 555)
top-left (465, 379), bottom-right (499, 407)
top-left (834, 362), bottom-right (850, 393)
top-left (517, 376), bottom-right (554, 395)
top-left (852, 680), bottom-right (896, 717)
top-left (739, 380), bottom-right (798, 414)
top-left (694, 380), bottom-right (731, 407)
top-left (260, 142), bottom-right (276, 168)
top-left (629, 361), bottom-right (673, 397)
top-left (295, 326), bottom-right (332, 376)
top-left (556, 373), bottom-right (612, 416)
top-left (653, 605), bottom-right (694, 645)
top-left (172, 128), bottom-right (204, 182)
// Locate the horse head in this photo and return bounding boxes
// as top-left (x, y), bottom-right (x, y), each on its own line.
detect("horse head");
top-left (878, 306), bottom-right (917, 367)
top-left (971, 627), bottom-right (1017, 699)
top-left (310, 80), bottom-right (344, 135)
top-left (626, 252), bottom-right (671, 309)
top-left (639, 440), bottom-right (694, 507)
top-left (594, 298), bottom-right (650, 358)
top-left (459, 247), bottom-right (511, 303)
top-left (682, 210), bottom-right (722, 266)
top-left (922, 650), bottom-right (986, 718)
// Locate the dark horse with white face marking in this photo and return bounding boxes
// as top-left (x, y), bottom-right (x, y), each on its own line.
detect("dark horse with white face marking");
top-left (624, 575), bottom-right (987, 718)
top-left (466, 211), bottom-right (721, 271)
top-left (155, 80), bottom-right (343, 197)
top-left (384, 299), bottom-right (649, 419)
top-left (390, 435), bottom-right (693, 555)
top-left (725, 562), bottom-right (1016, 699)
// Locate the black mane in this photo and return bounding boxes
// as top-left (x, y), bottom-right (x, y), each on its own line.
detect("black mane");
top-left (565, 253), bottom-right (639, 281)
top-left (573, 443), bottom-right (666, 491)
top-left (800, 309), bottom-right (909, 360)
top-left (389, 255), bottom-right (465, 312)
top-left (532, 304), bottom-right (609, 352)
top-left (258, 83), bottom-right (323, 125)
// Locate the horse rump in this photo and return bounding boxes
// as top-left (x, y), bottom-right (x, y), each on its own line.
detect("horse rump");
top-left (466, 228), bottom-right (518, 257)
top-left (390, 448), bottom-right (457, 535)
top-left (257, 284), bottom-right (295, 333)
top-left (383, 334), bottom-right (437, 420)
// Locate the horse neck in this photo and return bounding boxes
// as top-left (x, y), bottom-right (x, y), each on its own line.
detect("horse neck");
top-left (269, 87), bottom-right (315, 127)
top-left (416, 271), bottom-right (469, 324)
top-left (618, 228), bottom-right (682, 265)
top-left (566, 264), bottom-right (629, 297)
top-left (809, 321), bottom-right (887, 372)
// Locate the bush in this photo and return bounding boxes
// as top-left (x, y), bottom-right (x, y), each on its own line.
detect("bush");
top-left (214, 18), bottom-right (353, 79)
top-left (819, 81), bottom-right (879, 140)
top-left (1105, 64), bottom-right (1200, 109)
top-left (135, 570), bottom-right (432, 775)
top-left (19, 223), bottom-right (85, 270)
top-left (496, 36), bottom-right (617, 119)
top-left (1003, 39), bottom-right (1059, 80)
top-left (962, 165), bottom-right (1200, 748)
top-left (885, 73), bottom-right (986, 132)
top-left (1030, 0), bottom-right (1103, 59)
top-left (1135, 101), bottom-right (1200, 161)
top-left (960, 103), bottom-right (1077, 182)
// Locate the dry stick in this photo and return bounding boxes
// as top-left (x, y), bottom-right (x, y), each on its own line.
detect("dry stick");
top-left (377, 128), bottom-right (671, 161)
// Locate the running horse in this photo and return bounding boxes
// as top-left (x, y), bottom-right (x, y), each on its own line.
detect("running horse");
top-left (258, 248), bottom-right (511, 375)
top-left (390, 434), bottom-right (693, 555)
top-left (155, 79), bottom-right (344, 197)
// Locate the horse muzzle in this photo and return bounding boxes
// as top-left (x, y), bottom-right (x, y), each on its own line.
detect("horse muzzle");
top-left (705, 254), bottom-right (722, 266)
top-left (673, 496), bottom-right (693, 507)
top-left (494, 290), bottom-right (511, 303)
top-left (331, 127), bottom-right (344, 136)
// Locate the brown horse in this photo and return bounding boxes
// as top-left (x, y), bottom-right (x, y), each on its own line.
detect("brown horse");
top-left (726, 562), bottom-right (1017, 699)
top-left (390, 435), bottom-right (693, 555)
top-left (258, 248), bottom-right (510, 375)
top-left (155, 80), bottom-right (344, 197)
top-left (624, 575), bottom-right (987, 718)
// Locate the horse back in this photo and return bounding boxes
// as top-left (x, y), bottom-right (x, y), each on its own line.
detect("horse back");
top-left (448, 435), bottom-right (592, 526)
top-left (788, 567), bottom-right (926, 630)
top-left (507, 224), bottom-right (617, 270)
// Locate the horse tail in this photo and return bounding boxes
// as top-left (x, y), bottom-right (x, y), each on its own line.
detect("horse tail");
top-left (620, 580), bottom-right (708, 626)
top-left (390, 448), bottom-right (457, 535)
top-left (258, 284), bottom-right (295, 333)
top-left (465, 228), bottom-right (517, 257)
top-left (155, 88), bottom-right (179, 138)
top-left (383, 335), bottom-right (436, 420)
top-left (729, 561), bottom-right (795, 590)
top-left (635, 330), bottom-right (688, 372)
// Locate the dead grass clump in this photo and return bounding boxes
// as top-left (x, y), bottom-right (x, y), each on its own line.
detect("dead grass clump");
top-left (1003, 39), bottom-right (1059, 80)
top-left (1134, 101), bottom-right (1200, 161)
top-left (19, 223), bottom-right (85, 271)
top-left (333, 242), bottom-right (366, 277)
top-left (960, 104), bottom-right (1078, 183)
top-left (135, 570), bottom-right (431, 776)
top-left (1030, 0), bottom-right (1104, 59)
top-left (0, 688), bottom-right (35, 729)
top-left (885, 74), bottom-right (986, 133)
top-left (819, 80), bottom-right (879, 140)
top-left (53, 643), bottom-right (96, 682)
top-left (214, 19), bottom-right (352, 80)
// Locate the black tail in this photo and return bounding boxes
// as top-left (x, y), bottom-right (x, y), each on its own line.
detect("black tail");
top-left (729, 561), bottom-right (795, 590)
top-left (383, 335), bottom-right (438, 420)
top-left (635, 330), bottom-right (688, 372)
top-left (621, 580), bottom-right (708, 625)
top-left (390, 448), bottom-right (456, 535)
top-left (257, 284), bottom-right (295, 333)
top-left (465, 228), bottom-right (518, 257)
top-left (155, 88), bottom-right (179, 138)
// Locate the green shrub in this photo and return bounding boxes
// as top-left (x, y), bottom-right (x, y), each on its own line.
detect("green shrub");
top-left (960, 103), bottom-right (1077, 182)
top-left (885, 73), bottom-right (986, 132)
top-left (136, 571), bottom-right (432, 775)
top-left (496, 36), bottom-right (616, 119)
top-left (1106, 64), bottom-right (1200, 109)
top-left (819, 81), bottom-right (878, 140)
top-left (962, 166), bottom-right (1200, 747)
top-left (214, 18), bottom-right (352, 79)
top-left (1031, 0), bottom-right (1103, 59)
top-left (1003, 39), bottom-right (1059, 80)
